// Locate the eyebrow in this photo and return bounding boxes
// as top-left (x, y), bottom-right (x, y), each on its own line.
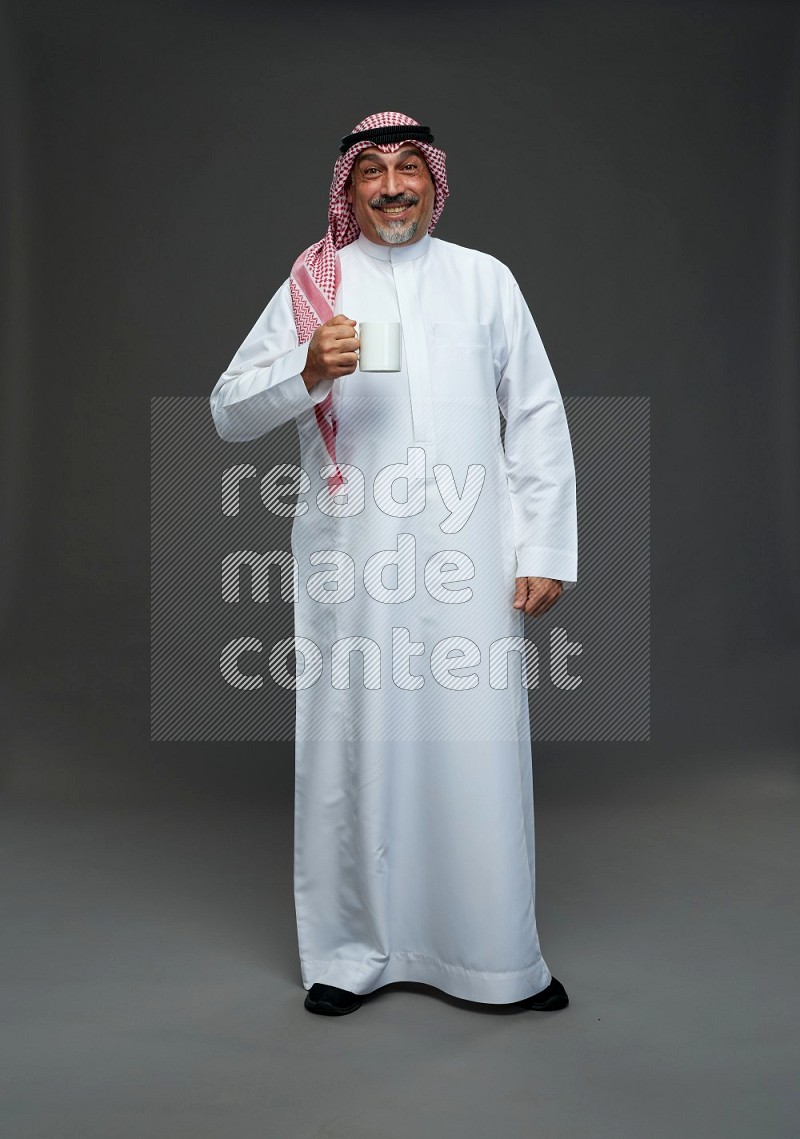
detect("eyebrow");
top-left (356, 149), bottom-right (422, 167)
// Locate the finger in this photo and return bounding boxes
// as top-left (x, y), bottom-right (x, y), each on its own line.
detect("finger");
top-left (330, 334), bottom-right (359, 351)
top-left (513, 578), bottom-right (528, 609)
top-left (527, 586), bottom-right (561, 618)
top-left (523, 579), bottom-right (545, 616)
top-left (329, 314), bottom-right (355, 326)
top-left (332, 324), bottom-right (359, 340)
top-left (328, 353), bottom-right (358, 372)
top-left (323, 344), bottom-right (358, 369)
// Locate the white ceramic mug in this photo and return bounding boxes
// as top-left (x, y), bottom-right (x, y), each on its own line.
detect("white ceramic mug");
top-left (357, 322), bottom-right (402, 372)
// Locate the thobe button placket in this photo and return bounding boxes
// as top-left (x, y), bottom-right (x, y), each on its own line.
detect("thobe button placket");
top-left (352, 232), bottom-right (438, 466)
top-left (391, 256), bottom-right (437, 464)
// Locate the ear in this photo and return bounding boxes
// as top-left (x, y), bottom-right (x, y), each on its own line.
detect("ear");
top-left (345, 175), bottom-right (354, 205)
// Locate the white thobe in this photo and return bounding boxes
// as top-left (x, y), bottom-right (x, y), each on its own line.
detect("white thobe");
top-left (210, 231), bottom-right (578, 1003)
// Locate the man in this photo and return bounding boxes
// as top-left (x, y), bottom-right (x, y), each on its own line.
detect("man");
top-left (210, 112), bottom-right (578, 1017)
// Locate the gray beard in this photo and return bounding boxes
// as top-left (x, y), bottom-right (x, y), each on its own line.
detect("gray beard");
top-left (373, 216), bottom-right (420, 245)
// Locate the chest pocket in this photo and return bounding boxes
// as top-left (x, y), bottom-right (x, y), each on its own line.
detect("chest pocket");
top-left (430, 322), bottom-right (495, 403)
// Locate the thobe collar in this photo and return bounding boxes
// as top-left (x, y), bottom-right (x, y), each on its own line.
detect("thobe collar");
top-left (355, 231), bottom-right (431, 262)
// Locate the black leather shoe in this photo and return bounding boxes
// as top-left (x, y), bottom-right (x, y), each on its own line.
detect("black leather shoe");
top-left (304, 983), bottom-right (363, 1016)
top-left (521, 976), bottom-right (569, 1011)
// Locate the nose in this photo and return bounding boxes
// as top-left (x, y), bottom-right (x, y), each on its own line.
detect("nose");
top-left (381, 167), bottom-right (403, 199)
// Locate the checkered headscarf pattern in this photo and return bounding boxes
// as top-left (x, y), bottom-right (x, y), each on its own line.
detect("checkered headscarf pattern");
top-left (289, 111), bottom-right (449, 491)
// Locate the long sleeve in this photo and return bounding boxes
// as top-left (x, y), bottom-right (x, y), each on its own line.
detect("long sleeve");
top-left (209, 278), bottom-right (334, 442)
top-left (495, 273), bottom-right (578, 588)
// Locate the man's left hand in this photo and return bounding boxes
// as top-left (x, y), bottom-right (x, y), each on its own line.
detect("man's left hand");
top-left (513, 576), bottom-right (563, 617)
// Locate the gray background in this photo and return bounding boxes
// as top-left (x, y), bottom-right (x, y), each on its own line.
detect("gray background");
top-left (1, 1), bottom-right (798, 1137)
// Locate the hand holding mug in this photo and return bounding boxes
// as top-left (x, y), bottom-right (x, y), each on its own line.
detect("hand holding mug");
top-left (302, 315), bottom-right (360, 390)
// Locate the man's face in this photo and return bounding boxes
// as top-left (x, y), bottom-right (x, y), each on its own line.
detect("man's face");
top-left (345, 147), bottom-right (435, 246)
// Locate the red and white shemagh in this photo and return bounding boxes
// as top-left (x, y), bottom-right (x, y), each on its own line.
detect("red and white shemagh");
top-left (289, 111), bottom-right (449, 492)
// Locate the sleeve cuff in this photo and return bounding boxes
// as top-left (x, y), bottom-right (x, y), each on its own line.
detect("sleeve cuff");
top-left (271, 344), bottom-right (334, 417)
top-left (514, 544), bottom-right (578, 586)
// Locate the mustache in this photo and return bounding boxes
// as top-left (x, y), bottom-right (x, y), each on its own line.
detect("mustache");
top-left (369, 193), bottom-right (420, 209)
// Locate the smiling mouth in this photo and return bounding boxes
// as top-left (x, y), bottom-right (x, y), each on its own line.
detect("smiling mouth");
top-left (372, 201), bottom-right (417, 216)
